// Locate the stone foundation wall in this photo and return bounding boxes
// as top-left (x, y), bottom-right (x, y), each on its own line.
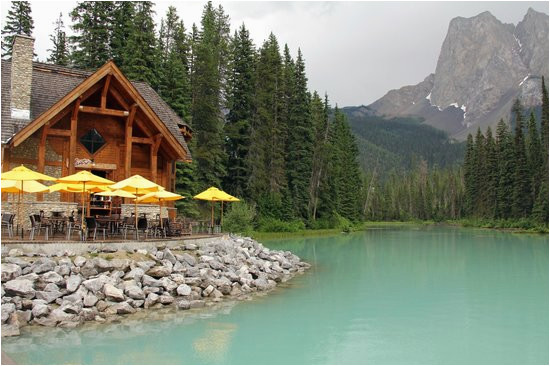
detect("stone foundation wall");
top-left (2, 201), bottom-right (77, 230)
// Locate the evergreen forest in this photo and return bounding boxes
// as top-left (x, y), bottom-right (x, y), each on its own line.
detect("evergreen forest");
top-left (2, 1), bottom-right (548, 232)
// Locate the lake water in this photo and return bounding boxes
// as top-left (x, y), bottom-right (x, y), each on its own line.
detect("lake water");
top-left (2, 226), bottom-right (548, 364)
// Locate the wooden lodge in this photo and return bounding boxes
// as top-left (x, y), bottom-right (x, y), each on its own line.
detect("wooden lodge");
top-left (1, 35), bottom-right (192, 224)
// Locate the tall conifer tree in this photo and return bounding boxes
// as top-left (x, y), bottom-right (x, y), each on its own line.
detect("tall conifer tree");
top-left (1, 1), bottom-right (34, 57)
top-left (511, 99), bottom-right (530, 217)
top-left (47, 12), bottom-right (69, 66)
top-left (484, 127), bottom-right (498, 218)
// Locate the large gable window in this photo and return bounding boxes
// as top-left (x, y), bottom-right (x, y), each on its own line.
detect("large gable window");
top-left (80, 128), bottom-right (105, 155)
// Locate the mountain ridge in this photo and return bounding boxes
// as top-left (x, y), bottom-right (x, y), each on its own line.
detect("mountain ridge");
top-left (362, 8), bottom-right (548, 140)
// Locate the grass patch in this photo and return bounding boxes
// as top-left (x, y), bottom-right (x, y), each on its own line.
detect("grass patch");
top-left (447, 218), bottom-right (548, 234)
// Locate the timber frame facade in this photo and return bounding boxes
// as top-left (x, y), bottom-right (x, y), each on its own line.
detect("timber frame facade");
top-left (1, 36), bottom-right (192, 209)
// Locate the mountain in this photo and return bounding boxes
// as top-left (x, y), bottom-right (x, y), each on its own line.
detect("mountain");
top-left (341, 106), bottom-right (465, 178)
top-left (367, 8), bottom-right (548, 140)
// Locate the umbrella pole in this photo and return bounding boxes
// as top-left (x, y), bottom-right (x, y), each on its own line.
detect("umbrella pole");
top-left (221, 201), bottom-right (224, 231)
top-left (211, 201), bottom-right (214, 234)
top-left (18, 185), bottom-right (22, 239)
top-left (159, 199), bottom-right (162, 228)
top-left (135, 188), bottom-right (138, 236)
top-left (81, 182), bottom-right (86, 239)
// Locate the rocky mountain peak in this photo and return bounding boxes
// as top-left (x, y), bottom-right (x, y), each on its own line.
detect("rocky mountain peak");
top-left (368, 9), bottom-right (548, 140)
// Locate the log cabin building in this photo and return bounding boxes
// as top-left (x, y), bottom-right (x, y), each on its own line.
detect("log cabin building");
top-left (1, 35), bottom-right (192, 224)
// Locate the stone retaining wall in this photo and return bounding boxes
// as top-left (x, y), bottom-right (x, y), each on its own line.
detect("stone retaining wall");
top-left (1, 201), bottom-right (78, 231)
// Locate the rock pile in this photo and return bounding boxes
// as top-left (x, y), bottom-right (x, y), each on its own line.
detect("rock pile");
top-left (1, 236), bottom-right (310, 337)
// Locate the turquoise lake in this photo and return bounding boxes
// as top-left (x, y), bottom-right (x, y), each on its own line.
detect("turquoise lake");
top-left (2, 226), bottom-right (548, 364)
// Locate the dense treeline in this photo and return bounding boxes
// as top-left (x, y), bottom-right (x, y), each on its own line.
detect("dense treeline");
top-left (463, 80), bottom-right (549, 224)
top-left (1, 1), bottom-right (364, 228)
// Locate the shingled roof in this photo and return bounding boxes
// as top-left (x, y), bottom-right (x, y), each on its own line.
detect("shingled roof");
top-left (1, 60), bottom-right (191, 158)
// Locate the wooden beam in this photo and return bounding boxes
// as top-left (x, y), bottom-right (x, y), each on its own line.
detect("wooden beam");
top-left (11, 63), bottom-right (113, 147)
top-left (108, 87), bottom-right (130, 110)
top-left (69, 97), bottom-right (81, 175)
top-left (79, 105), bottom-right (129, 117)
top-left (134, 116), bottom-right (154, 137)
top-left (101, 74), bottom-right (112, 109)
top-left (132, 136), bottom-right (153, 144)
top-left (125, 104), bottom-right (137, 178)
top-left (37, 125), bottom-right (50, 201)
top-left (47, 105), bottom-right (72, 129)
top-left (80, 82), bottom-right (103, 103)
top-left (150, 135), bottom-right (162, 182)
top-left (48, 128), bottom-right (71, 137)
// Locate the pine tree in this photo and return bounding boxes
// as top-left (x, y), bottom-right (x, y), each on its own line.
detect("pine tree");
top-left (120, 1), bottom-right (159, 87)
top-left (247, 33), bottom-right (285, 201)
top-left (526, 111), bottom-right (542, 210)
top-left (224, 24), bottom-right (256, 198)
top-left (157, 6), bottom-right (191, 120)
top-left (511, 99), bottom-right (530, 217)
top-left (463, 133), bottom-right (476, 216)
top-left (1, 1), bottom-right (34, 57)
top-left (484, 127), bottom-right (498, 218)
top-left (110, 1), bottom-right (135, 67)
top-left (191, 2), bottom-right (229, 189)
top-left (473, 127), bottom-right (486, 216)
top-left (286, 49), bottom-right (313, 219)
top-left (496, 119), bottom-right (515, 218)
top-left (69, 1), bottom-right (114, 69)
top-left (46, 12), bottom-right (69, 66)
top-left (533, 77), bottom-right (549, 223)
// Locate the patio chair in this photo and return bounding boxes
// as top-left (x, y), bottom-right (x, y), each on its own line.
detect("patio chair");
top-left (124, 217), bottom-right (148, 240)
top-left (29, 215), bottom-right (49, 240)
top-left (67, 215), bottom-right (86, 241)
top-left (85, 217), bottom-right (106, 241)
top-left (1, 213), bottom-right (13, 238)
top-left (162, 218), bottom-right (182, 237)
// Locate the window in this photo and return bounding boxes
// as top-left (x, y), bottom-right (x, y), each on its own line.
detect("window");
top-left (80, 128), bottom-right (105, 155)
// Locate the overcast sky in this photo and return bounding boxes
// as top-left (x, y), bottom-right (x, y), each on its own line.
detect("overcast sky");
top-left (1, 1), bottom-right (548, 106)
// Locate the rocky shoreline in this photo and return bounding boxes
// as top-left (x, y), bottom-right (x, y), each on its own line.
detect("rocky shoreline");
top-left (1, 236), bottom-right (310, 337)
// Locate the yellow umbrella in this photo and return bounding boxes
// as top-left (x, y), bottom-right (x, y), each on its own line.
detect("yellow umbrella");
top-left (95, 189), bottom-right (137, 198)
top-left (136, 190), bottom-right (184, 228)
top-left (56, 171), bottom-right (114, 231)
top-left (193, 187), bottom-right (240, 232)
top-left (1, 165), bottom-right (57, 237)
top-left (48, 182), bottom-right (110, 193)
top-left (110, 175), bottom-right (162, 229)
top-left (1, 180), bottom-right (49, 193)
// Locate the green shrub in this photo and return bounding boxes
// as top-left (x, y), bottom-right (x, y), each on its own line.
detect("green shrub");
top-left (223, 201), bottom-right (256, 235)
top-left (257, 217), bottom-right (305, 232)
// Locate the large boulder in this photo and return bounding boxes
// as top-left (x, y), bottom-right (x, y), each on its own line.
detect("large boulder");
top-left (66, 275), bottom-right (82, 293)
top-left (160, 277), bottom-right (178, 292)
top-left (111, 259), bottom-right (131, 272)
top-left (5, 257), bottom-right (30, 268)
top-left (146, 266), bottom-right (172, 278)
top-left (4, 278), bottom-right (35, 298)
top-left (30, 258), bottom-right (56, 274)
top-left (1, 263), bottom-right (22, 282)
top-left (1, 303), bottom-right (16, 323)
top-left (41, 271), bottom-right (65, 285)
top-left (82, 275), bottom-right (112, 294)
top-left (73, 256), bottom-right (87, 268)
top-left (123, 267), bottom-right (145, 281)
top-left (35, 290), bottom-right (63, 304)
top-left (176, 284), bottom-right (192, 296)
top-left (83, 292), bottom-right (99, 307)
top-left (105, 302), bottom-right (135, 315)
top-left (144, 293), bottom-right (159, 309)
top-left (163, 249), bottom-right (177, 265)
top-left (103, 284), bottom-right (125, 302)
top-left (124, 285), bottom-right (145, 300)
top-left (142, 275), bottom-right (163, 288)
top-left (158, 294), bottom-right (174, 305)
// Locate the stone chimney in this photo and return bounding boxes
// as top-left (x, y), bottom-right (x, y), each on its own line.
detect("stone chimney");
top-left (10, 34), bottom-right (34, 120)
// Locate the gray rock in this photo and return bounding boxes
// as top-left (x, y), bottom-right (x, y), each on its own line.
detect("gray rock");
top-left (159, 294), bottom-right (174, 305)
top-left (210, 289), bottom-right (223, 299)
top-left (1, 263), bottom-right (22, 282)
top-left (35, 290), bottom-right (63, 303)
top-left (95, 300), bottom-right (109, 312)
top-left (136, 249), bottom-right (148, 255)
top-left (1, 303), bottom-right (16, 323)
top-left (176, 284), bottom-right (192, 296)
top-left (147, 265), bottom-right (172, 278)
top-left (160, 277), bottom-right (178, 292)
top-left (143, 286), bottom-right (161, 295)
top-left (18, 273), bottom-right (39, 283)
top-left (106, 302), bottom-right (135, 315)
top-left (54, 264), bottom-right (71, 276)
top-left (49, 308), bottom-right (78, 323)
top-left (125, 267), bottom-right (145, 281)
top-left (73, 256), bottom-right (87, 267)
top-left (41, 271), bottom-right (65, 285)
top-left (163, 249), bottom-right (177, 265)
top-left (5, 257), bottom-right (30, 268)
top-left (83, 292), bottom-right (99, 307)
top-left (202, 285), bottom-right (214, 297)
top-left (43, 283), bottom-right (59, 292)
top-left (16, 309), bottom-right (32, 324)
top-left (80, 308), bottom-right (98, 321)
top-left (4, 278), bottom-right (35, 298)
top-left (136, 261), bottom-right (156, 272)
top-left (176, 300), bottom-right (190, 310)
top-left (111, 259), bottom-right (131, 272)
top-left (63, 292), bottom-right (83, 303)
top-left (185, 277), bottom-right (202, 286)
top-left (101, 244), bottom-right (118, 253)
top-left (31, 302), bottom-right (50, 318)
top-left (184, 243), bottom-right (197, 251)
top-left (32, 316), bottom-right (57, 327)
top-left (82, 275), bottom-right (111, 293)
top-left (94, 257), bottom-right (113, 272)
top-left (155, 251), bottom-right (164, 261)
top-left (103, 284), bottom-right (125, 302)
top-left (80, 261), bottom-right (98, 277)
top-left (170, 274), bottom-right (185, 284)
top-left (142, 275), bottom-right (163, 288)
top-left (2, 313), bottom-right (20, 336)
top-left (144, 293), bottom-right (159, 309)
top-left (209, 260), bottom-right (225, 270)
top-left (172, 261), bottom-right (186, 273)
top-left (66, 275), bottom-right (82, 293)
top-left (124, 285), bottom-right (145, 300)
top-left (30, 258), bottom-right (56, 274)
top-left (60, 300), bottom-right (82, 315)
